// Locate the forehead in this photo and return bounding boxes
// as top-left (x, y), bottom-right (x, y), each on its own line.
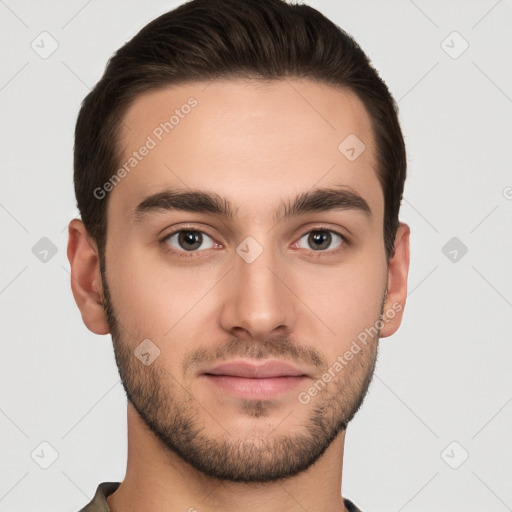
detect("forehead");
top-left (109, 78), bottom-right (382, 224)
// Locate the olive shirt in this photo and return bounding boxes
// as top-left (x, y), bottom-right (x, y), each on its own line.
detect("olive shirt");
top-left (78, 482), bottom-right (363, 512)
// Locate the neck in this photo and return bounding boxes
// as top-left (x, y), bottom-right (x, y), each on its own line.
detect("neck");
top-left (107, 404), bottom-right (349, 512)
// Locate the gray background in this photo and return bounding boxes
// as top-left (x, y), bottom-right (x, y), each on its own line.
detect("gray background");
top-left (1, 0), bottom-right (511, 511)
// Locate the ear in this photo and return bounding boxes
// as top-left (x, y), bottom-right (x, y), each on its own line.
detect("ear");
top-left (67, 219), bottom-right (110, 335)
top-left (379, 222), bottom-right (410, 338)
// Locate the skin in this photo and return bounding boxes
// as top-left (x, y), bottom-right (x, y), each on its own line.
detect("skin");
top-left (67, 78), bottom-right (410, 512)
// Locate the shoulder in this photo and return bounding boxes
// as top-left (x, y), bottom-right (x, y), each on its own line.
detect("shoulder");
top-left (76, 482), bottom-right (121, 512)
top-left (344, 497), bottom-right (364, 512)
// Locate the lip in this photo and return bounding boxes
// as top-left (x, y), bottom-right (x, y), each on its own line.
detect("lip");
top-left (201, 360), bottom-right (309, 400)
top-left (203, 360), bottom-right (307, 378)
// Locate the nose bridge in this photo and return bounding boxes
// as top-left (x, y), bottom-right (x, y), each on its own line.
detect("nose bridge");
top-left (219, 234), bottom-right (294, 338)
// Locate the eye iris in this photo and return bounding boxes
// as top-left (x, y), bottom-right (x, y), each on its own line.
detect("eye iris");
top-left (309, 231), bottom-right (331, 250)
top-left (178, 231), bottom-right (202, 251)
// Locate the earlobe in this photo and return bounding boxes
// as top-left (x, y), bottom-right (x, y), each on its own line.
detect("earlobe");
top-left (67, 219), bottom-right (110, 335)
top-left (379, 222), bottom-right (410, 338)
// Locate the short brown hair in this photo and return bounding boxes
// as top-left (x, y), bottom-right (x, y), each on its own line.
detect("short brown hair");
top-left (74, 0), bottom-right (406, 260)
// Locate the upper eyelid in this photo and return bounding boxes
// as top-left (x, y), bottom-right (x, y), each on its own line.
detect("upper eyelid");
top-left (298, 227), bottom-right (347, 240)
top-left (163, 227), bottom-right (217, 243)
top-left (163, 225), bottom-right (345, 238)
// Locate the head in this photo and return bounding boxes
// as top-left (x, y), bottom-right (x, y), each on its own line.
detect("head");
top-left (68, 0), bottom-right (409, 483)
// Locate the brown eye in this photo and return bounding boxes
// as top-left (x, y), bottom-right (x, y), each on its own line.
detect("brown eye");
top-left (165, 230), bottom-right (215, 252)
top-left (297, 230), bottom-right (344, 252)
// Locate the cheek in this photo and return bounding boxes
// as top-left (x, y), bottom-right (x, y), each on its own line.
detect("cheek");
top-left (292, 254), bottom-right (387, 345)
top-left (106, 247), bottom-right (172, 341)
top-left (107, 245), bottom-right (218, 347)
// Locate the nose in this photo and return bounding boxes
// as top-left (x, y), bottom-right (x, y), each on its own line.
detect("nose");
top-left (218, 239), bottom-right (296, 341)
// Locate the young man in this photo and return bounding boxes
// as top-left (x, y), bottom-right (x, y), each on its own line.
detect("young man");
top-left (67, 0), bottom-right (409, 510)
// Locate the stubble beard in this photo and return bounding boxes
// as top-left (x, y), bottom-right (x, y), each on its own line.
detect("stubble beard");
top-left (99, 256), bottom-right (380, 483)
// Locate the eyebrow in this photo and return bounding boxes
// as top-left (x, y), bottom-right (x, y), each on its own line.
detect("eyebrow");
top-left (133, 186), bottom-right (372, 224)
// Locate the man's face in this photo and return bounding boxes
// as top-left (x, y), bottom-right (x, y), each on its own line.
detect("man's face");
top-left (100, 79), bottom-right (393, 482)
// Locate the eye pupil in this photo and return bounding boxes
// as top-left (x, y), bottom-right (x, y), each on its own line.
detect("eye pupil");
top-left (179, 230), bottom-right (202, 251)
top-left (309, 231), bottom-right (331, 250)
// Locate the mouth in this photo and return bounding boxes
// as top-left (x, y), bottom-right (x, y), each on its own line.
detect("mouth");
top-left (201, 360), bottom-right (309, 400)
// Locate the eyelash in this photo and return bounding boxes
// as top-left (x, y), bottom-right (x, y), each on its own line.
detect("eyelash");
top-left (159, 225), bottom-right (348, 259)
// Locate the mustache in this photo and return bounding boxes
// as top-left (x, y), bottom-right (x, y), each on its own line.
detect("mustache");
top-left (182, 335), bottom-right (327, 375)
